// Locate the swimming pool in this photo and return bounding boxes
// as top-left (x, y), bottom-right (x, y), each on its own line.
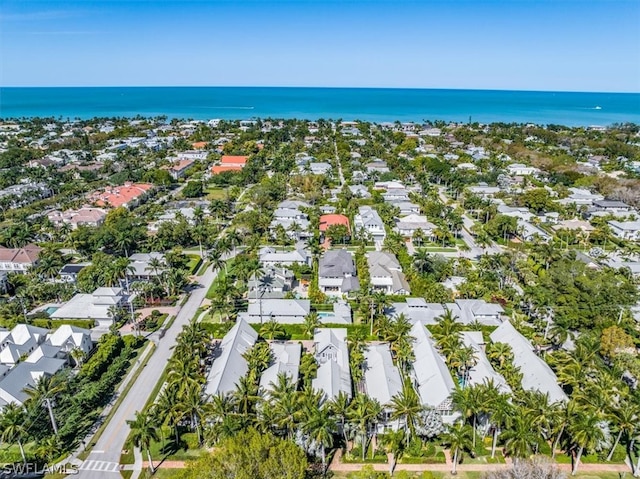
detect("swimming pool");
top-left (317, 312), bottom-right (335, 319)
top-left (45, 306), bottom-right (59, 315)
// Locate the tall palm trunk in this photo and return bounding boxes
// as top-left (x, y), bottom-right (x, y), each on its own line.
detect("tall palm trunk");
top-left (452, 447), bottom-right (459, 475)
top-left (552, 424), bottom-right (565, 459)
top-left (472, 415), bottom-right (477, 449)
top-left (491, 427), bottom-right (498, 458)
top-left (18, 440), bottom-right (26, 464)
top-left (147, 448), bottom-right (155, 473)
top-left (572, 446), bottom-right (584, 476)
top-left (606, 430), bottom-right (622, 461)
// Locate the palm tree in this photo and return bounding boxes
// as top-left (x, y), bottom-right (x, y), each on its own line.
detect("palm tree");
top-left (443, 422), bottom-right (473, 475)
top-left (568, 409), bottom-right (606, 475)
top-left (606, 401), bottom-right (639, 462)
top-left (348, 394), bottom-right (379, 460)
top-left (178, 384), bottom-right (210, 445)
top-left (259, 319), bottom-right (285, 340)
top-left (23, 373), bottom-right (65, 435)
top-left (303, 312), bottom-right (321, 339)
top-left (389, 381), bottom-right (423, 445)
top-left (272, 389), bottom-right (302, 440)
top-left (501, 407), bottom-right (539, 466)
top-left (451, 385), bottom-right (482, 448)
top-left (329, 391), bottom-right (352, 448)
top-left (380, 429), bottom-right (406, 474)
top-left (0, 403), bottom-right (28, 464)
top-left (127, 410), bottom-right (160, 473)
top-left (303, 405), bottom-right (336, 472)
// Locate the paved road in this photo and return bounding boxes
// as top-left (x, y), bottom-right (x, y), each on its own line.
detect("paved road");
top-left (76, 265), bottom-right (220, 478)
top-left (436, 186), bottom-right (502, 259)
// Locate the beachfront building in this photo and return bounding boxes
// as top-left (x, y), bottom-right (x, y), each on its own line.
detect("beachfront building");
top-left (490, 321), bottom-right (567, 403)
top-left (204, 318), bottom-right (258, 397)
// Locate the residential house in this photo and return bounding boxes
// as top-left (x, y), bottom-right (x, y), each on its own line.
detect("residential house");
top-left (363, 344), bottom-right (403, 431)
top-left (592, 199), bottom-right (633, 214)
top-left (127, 253), bottom-right (166, 281)
top-left (367, 251), bottom-right (410, 295)
top-left (259, 342), bottom-right (302, 394)
top-left (608, 221), bottom-right (640, 241)
top-left (354, 206), bottom-right (387, 242)
top-left (239, 299), bottom-right (310, 324)
top-left (490, 321), bottom-right (567, 403)
top-left (307, 162), bottom-right (332, 175)
top-left (89, 182), bottom-right (154, 209)
top-left (410, 322), bottom-right (457, 423)
top-left (164, 159), bottom-right (195, 180)
top-left (366, 161), bottom-right (390, 174)
top-left (270, 202), bottom-right (311, 241)
top-left (388, 201), bottom-right (421, 215)
top-left (211, 155), bottom-right (248, 174)
top-left (0, 244), bottom-right (41, 274)
top-left (556, 188), bottom-right (604, 207)
top-left (204, 318), bottom-right (258, 396)
top-left (312, 329), bottom-right (352, 401)
top-left (247, 267), bottom-right (295, 300)
top-left (47, 207), bottom-right (108, 229)
top-left (349, 185), bottom-right (371, 198)
top-left (460, 332), bottom-right (510, 394)
top-left (517, 218), bottom-right (551, 243)
top-left (383, 188), bottom-right (410, 203)
top-left (259, 246), bottom-right (311, 267)
top-left (387, 298), bottom-right (503, 326)
top-left (318, 250), bottom-right (360, 296)
top-left (50, 287), bottom-right (129, 328)
top-left (0, 324), bottom-right (92, 408)
top-left (394, 214), bottom-right (436, 239)
top-left (506, 163), bottom-right (540, 176)
top-left (59, 263), bottom-right (90, 283)
top-left (319, 214), bottom-right (350, 244)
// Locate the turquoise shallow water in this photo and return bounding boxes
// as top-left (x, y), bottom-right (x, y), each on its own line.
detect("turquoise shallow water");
top-left (1, 87), bottom-right (639, 126)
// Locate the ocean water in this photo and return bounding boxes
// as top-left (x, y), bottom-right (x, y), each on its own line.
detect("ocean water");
top-left (1, 87), bottom-right (639, 126)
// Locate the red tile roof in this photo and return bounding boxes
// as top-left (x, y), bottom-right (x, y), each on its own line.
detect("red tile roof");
top-left (0, 244), bottom-right (41, 264)
top-left (319, 214), bottom-right (350, 232)
top-left (220, 155), bottom-right (248, 166)
top-left (90, 182), bottom-right (153, 208)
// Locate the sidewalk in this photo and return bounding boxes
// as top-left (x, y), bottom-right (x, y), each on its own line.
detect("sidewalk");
top-left (60, 339), bottom-right (157, 467)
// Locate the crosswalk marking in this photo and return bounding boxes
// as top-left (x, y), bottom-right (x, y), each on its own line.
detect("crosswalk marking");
top-left (79, 460), bottom-right (121, 472)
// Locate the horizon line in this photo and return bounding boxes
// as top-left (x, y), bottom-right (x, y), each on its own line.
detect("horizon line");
top-left (1, 85), bottom-right (639, 95)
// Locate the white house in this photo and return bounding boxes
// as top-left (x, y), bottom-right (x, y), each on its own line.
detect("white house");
top-left (490, 321), bottom-right (567, 403)
top-left (318, 250), bottom-right (360, 296)
top-left (312, 329), bottom-right (351, 401)
top-left (204, 318), bottom-right (258, 397)
top-left (363, 344), bottom-right (403, 431)
top-left (608, 220), bottom-right (640, 241)
top-left (259, 342), bottom-right (302, 394)
top-left (367, 251), bottom-right (410, 295)
top-left (506, 163), bottom-right (540, 176)
top-left (354, 206), bottom-right (386, 242)
top-left (394, 214), bottom-right (436, 239)
top-left (410, 322), bottom-right (457, 423)
top-left (50, 287), bottom-right (128, 328)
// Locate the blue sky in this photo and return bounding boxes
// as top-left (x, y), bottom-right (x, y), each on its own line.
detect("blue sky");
top-left (1, 0), bottom-right (639, 92)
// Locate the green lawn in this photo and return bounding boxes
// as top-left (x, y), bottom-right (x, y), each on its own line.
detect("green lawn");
top-left (185, 254), bottom-right (202, 274)
top-left (206, 187), bottom-right (227, 200)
